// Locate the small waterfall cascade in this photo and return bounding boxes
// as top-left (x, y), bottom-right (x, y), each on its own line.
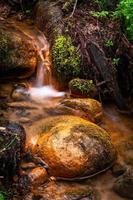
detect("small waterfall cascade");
top-left (5, 20), bottom-right (65, 99)
top-left (30, 30), bottom-right (65, 99)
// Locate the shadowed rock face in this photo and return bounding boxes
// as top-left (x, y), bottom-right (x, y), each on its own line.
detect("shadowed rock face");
top-left (32, 115), bottom-right (116, 179)
top-left (0, 21), bottom-right (37, 79)
top-left (0, 120), bottom-right (25, 176)
top-left (113, 170), bottom-right (133, 199)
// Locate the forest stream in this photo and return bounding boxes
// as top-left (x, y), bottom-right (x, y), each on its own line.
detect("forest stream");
top-left (0, 1), bottom-right (133, 200)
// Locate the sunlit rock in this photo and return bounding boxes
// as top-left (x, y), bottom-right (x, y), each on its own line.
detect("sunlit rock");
top-left (32, 115), bottom-right (116, 179)
top-left (0, 21), bottom-right (37, 79)
top-left (59, 98), bottom-right (102, 123)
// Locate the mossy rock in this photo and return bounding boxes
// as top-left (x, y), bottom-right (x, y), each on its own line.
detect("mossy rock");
top-left (60, 98), bottom-right (102, 123)
top-left (0, 23), bottom-right (37, 79)
top-left (52, 35), bottom-right (81, 83)
top-left (69, 78), bottom-right (97, 98)
top-left (32, 115), bottom-right (116, 179)
top-left (0, 120), bottom-right (25, 176)
top-left (46, 98), bottom-right (102, 123)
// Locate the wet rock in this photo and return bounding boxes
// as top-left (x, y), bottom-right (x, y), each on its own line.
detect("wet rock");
top-left (60, 98), bottom-right (102, 123)
top-left (65, 189), bottom-right (100, 200)
top-left (69, 78), bottom-right (97, 98)
top-left (28, 167), bottom-right (48, 185)
top-left (23, 181), bottom-right (101, 200)
top-left (0, 21), bottom-right (37, 79)
top-left (65, 188), bottom-right (101, 200)
top-left (11, 83), bottom-right (29, 101)
top-left (18, 167), bottom-right (48, 191)
top-left (20, 162), bottom-right (36, 170)
top-left (111, 162), bottom-right (127, 177)
top-left (32, 115), bottom-right (116, 179)
top-left (0, 120), bottom-right (25, 176)
top-left (113, 169), bottom-right (133, 199)
top-left (116, 136), bottom-right (133, 167)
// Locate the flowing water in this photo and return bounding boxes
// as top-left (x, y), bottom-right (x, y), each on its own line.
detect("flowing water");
top-left (5, 19), bottom-right (65, 100)
top-left (0, 19), bottom-right (132, 200)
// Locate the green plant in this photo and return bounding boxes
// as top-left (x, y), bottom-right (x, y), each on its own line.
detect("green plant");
top-left (52, 35), bottom-right (81, 82)
top-left (69, 78), bottom-right (97, 97)
top-left (90, 10), bottom-right (109, 18)
top-left (0, 192), bottom-right (5, 200)
top-left (113, 0), bottom-right (133, 40)
top-left (105, 39), bottom-right (114, 47)
top-left (112, 58), bottom-right (120, 66)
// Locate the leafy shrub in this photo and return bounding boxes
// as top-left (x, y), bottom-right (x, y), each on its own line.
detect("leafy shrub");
top-left (52, 35), bottom-right (81, 82)
top-left (113, 0), bottom-right (133, 40)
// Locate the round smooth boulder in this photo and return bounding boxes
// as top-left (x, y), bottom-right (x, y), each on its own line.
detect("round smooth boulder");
top-left (0, 120), bottom-right (25, 176)
top-left (32, 115), bottom-right (116, 179)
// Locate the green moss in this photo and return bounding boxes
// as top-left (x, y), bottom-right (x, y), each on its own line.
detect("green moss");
top-left (69, 78), bottom-right (97, 97)
top-left (0, 31), bottom-right (15, 67)
top-left (52, 35), bottom-right (81, 82)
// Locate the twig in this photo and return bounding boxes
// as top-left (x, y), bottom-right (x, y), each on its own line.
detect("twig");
top-left (69, 0), bottom-right (78, 18)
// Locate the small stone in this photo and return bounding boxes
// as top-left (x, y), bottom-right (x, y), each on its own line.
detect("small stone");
top-left (113, 169), bottom-right (133, 199)
top-left (20, 162), bottom-right (36, 170)
top-left (111, 163), bottom-right (127, 177)
top-left (19, 117), bottom-right (30, 124)
top-left (28, 167), bottom-right (48, 185)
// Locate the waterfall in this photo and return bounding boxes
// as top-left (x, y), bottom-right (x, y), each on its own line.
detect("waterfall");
top-left (9, 20), bottom-right (65, 99)
top-left (29, 30), bottom-right (65, 99)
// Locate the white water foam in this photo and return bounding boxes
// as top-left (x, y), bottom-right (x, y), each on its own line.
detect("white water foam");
top-left (29, 85), bottom-right (65, 99)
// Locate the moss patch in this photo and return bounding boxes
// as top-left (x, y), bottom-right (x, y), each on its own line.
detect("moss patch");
top-left (52, 35), bottom-right (81, 82)
top-left (69, 78), bottom-right (97, 97)
top-left (0, 30), bottom-right (15, 68)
